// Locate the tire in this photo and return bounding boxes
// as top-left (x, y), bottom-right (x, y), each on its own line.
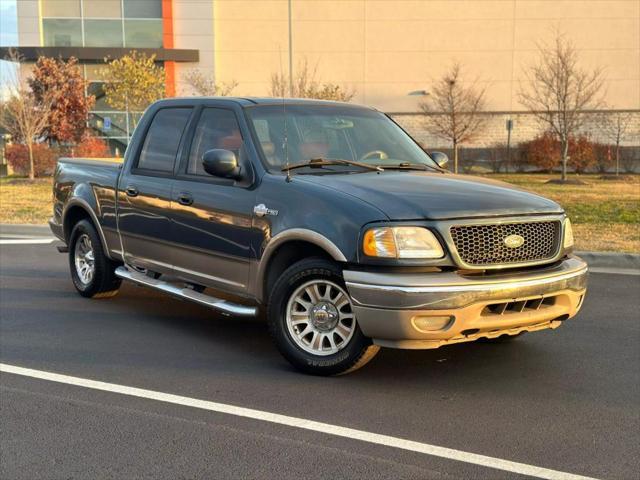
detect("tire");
top-left (267, 257), bottom-right (380, 376)
top-left (68, 219), bottom-right (121, 298)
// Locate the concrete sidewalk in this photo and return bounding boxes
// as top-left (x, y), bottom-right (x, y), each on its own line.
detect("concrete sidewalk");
top-left (2, 223), bottom-right (639, 272)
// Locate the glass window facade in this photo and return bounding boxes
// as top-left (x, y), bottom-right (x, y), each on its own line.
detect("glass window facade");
top-left (88, 82), bottom-right (116, 111)
top-left (89, 112), bottom-right (128, 138)
top-left (124, 19), bottom-right (163, 48)
top-left (123, 0), bottom-right (163, 19)
top-left (42, 19), bottom-right (83, 47)
top-left (83, 0), bottom-right (122, 18)
top-left (41, 0), bottom-right (81, 17)
top-left (40, 0), bottom-right (165, 153)
top-left (41, 0), bottom-right (163, 49)
top-left (84, 20), bottom-right (123, 47)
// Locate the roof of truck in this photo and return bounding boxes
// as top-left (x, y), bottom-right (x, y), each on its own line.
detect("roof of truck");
top-left (153, 97), bottom-right (376, 109)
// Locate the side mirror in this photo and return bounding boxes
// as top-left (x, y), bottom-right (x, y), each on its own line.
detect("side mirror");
top-left (429, 151), bottom-right (449, 170)
top-left (202, 149), bottom-right (241, 179)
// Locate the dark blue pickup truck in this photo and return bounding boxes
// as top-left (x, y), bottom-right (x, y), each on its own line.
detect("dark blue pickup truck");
top-left (50, 97), bottom-right (588, 375)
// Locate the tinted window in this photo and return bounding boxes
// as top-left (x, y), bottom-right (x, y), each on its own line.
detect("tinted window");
top-left (187, 108), bottom-right (243, 176)
top-left (42, 19), bottom-right (82, 47)
top-left (124, 19), bottom-right (163, 48)
top-left (124, 0), bottom-right (162, 18)
top-left (84, 20), bottom-right (123, 47)
top-left (138, 108), bottom-right (192, 172)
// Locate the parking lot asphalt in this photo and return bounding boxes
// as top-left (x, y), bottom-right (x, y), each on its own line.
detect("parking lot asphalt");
top-left (1, 239), bottom-right (638, 480)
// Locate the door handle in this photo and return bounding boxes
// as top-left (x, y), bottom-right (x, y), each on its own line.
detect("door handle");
top-left (177, 192), bottom-right (193, 206)
top-left (125, 185), bottom-right (138, 197)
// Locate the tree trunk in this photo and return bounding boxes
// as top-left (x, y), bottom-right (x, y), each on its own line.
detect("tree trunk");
top-left (453, 141), bottom-right (459, 174)
top-left (615, 141), bottom-right (620, 176)
top-left (27, 142), bottom-right (35, 181)
top-left (561, 139), bottom-right (569, 182)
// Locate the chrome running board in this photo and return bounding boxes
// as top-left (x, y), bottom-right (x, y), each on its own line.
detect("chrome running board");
top-left (115, 266), bottom-right (257, 317)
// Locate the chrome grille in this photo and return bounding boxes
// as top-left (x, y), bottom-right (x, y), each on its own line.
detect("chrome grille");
top-left (450, 221), bottom-right (561, 266)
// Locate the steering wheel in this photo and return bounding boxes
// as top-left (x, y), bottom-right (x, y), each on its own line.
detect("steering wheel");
top-left (359, 150), bottom-right (389, 162)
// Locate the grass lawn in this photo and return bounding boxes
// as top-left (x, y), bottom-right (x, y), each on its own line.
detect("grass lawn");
top-left (0, 177), bottom-right (53, 225)
top-left (485, 174), bottom-right (640, 253)
top-left (1, 174), bottom-right (638, 253)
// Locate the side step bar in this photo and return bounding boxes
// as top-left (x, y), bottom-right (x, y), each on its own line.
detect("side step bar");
top-left (115, 266), bottom-right (257, 317)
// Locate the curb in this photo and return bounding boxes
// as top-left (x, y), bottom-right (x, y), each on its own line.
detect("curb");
top-left (0, 223), bottom-right (52, 237)
top-left (1, 224), bottom-right (638, 271)
top-left (575, 251), bottom-right (640, 271)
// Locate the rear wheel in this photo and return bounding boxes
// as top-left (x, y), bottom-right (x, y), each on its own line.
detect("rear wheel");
top-left (68, 219), bottom-right (121, 298)
top-left (267, 258), bottom-right (379, 375)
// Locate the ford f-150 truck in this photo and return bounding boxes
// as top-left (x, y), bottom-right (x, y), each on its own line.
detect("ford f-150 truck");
top-left (50, 97), bottom-right (588, 375)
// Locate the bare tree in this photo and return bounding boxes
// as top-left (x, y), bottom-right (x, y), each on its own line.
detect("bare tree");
top-left (0, 51), bottom-right (52, 180)
top-left (183, 69), bottom-right (238, 96)
top-left (601, 111), bottom-right (634, 176)
top-left (419, 63), bottom-right (487, 173)
top-left (270, 58), bottom-right (355, 102)
top-left (519, 33), bottom-right (604, 182)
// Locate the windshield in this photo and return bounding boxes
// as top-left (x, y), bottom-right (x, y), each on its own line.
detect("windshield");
top-left (245, 104), bottom-right (437, 173)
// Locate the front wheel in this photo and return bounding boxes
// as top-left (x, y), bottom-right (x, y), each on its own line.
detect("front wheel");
top-left (68, 219), bottom-right (121, 298)
top-left (267, 258), bottom-right (379, 375)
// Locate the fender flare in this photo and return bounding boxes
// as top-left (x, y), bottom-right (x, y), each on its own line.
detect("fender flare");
top-left (254, 228), bottom-right (348, 301)
top-left (62, 197), bottom-right (113, 260)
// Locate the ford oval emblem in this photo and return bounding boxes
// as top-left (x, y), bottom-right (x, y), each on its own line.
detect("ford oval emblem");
top-left (504, 234), bottom-right (525, 249)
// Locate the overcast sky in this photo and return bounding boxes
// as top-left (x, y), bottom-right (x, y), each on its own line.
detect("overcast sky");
top-left (0, 0), bottom-right (17, 46)
top-left (0, 0), bottom-right (18, 96)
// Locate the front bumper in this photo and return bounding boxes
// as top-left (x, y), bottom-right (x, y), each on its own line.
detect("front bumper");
top-left (343, 256), bottom-right (588, 349)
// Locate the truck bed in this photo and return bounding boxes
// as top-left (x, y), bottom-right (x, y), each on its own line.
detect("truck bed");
top-left (50, 157), bottom-right (123, 256)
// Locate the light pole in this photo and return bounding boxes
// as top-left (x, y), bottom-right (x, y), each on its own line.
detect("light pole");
top-left (288, 0), bottom-right (293, 96)
top-left (506, 118), bottom-right (513, 173)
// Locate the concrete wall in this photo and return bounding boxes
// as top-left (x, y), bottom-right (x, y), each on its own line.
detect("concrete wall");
top-left (16, 0), bottom-right (39, 46)
top-left (172, 0), bottom-right (215, 96)
top-left (211, 0), bottom-right (640, 113)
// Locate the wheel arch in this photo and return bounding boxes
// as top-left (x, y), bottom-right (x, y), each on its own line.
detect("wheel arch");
top-left (255, 229), bottom-right (348, 303)
top-left (62, 199), bottom-right (112, 259)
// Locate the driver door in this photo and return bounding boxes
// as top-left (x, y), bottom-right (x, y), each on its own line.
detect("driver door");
top-left (168, 107), bottom-right (257, 294)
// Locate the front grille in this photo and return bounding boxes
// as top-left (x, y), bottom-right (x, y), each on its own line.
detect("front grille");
top-left (450, 221), bottom-right (561, 266)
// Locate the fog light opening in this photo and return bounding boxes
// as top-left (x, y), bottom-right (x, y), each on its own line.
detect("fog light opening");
top-left (411, 315), bottom-right (453, 333)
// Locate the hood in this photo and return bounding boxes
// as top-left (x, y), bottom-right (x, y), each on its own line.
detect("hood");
top-left (297, 171), bottom-right (563, 220)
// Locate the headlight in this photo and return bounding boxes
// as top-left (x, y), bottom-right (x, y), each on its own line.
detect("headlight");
top-left (563, 218), bottom-right (574, 249)
top-left (363, 227), bottom-right (444, 259)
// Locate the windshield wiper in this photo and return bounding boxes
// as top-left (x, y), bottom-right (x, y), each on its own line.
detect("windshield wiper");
top-left (377, 162), bottom-right (441, 172)
top-left (282, 158), bottom-right (384, 173)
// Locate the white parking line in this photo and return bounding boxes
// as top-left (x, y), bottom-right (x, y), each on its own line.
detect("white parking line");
top-left (0, 238), bottom-right (56, 245)
top-left (0, 363), bottom-right (599, 480)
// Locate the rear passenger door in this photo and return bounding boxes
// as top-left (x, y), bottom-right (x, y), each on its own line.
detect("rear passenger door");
top-left (116, 107), bottom-right (193, 273)
top-left (168, 107), bottom-right (256, 294)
